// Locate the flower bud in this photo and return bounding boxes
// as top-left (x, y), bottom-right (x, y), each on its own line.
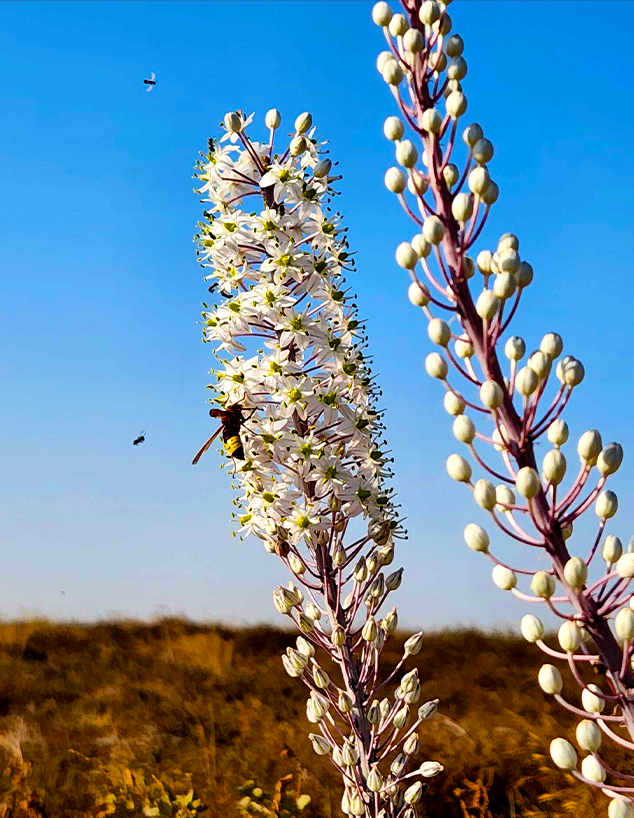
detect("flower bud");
top-left (444, 391), bottom-right (465, 415)
top-left (372, 1), bottom-right (393, 25)
top-left (515, 366), bottom-right (539, 396)
top-left (382, 59), bottom-right (404, 85)
top-left (282, 654), bottom-right (303, 677)
top-left (411, 233), bottom-right (432, 258)
top-left (294, 113), bottom-right (312, 136)
top-left (265, 108), bottom-right (281, 129)
top-left (403, 733), bottom-right (419, 755)
top-left (446, 91), bottom-right (467, 118)
top-left (428, 48), bottom-right (447, 73)
top-left (531, 571), bottom-right (556, 599)
top-left (455, 333), bottom-right (474, 358)
top-left (396, 139), bottom-right (418, 168)
top-left (609, 799), bottom-right (634, 818)
top-left (453, 414), bottom-right (475, 444)
top-left (577, 430), bottom-right (602, 465)
top-left (443, 163), bottom-right (459, 187)
top-left (385, 167), bottom-right (407, 193)
top-left (341, 741), bottom-right (359, 766)
top-left (393, 704), bottom-right (410, 728)
top-left (558, 621), bottom-right (583, 652)
top-left (464, 522), bottom-right (489, 552)
top-left (408, 171), bottom-right (430, 197)
top-left (313, 158), bottom-right (332, 178)
top-left (354, 558), bottom-right (368, 582)
top-left (333, 544), bottom-right (346, 566)
top-left (603, 535), bottom-right (623, 565)
top-left (514, 260), bottom-right (532, 288)
top-left (403, 631), bottom-right (424, 656)
top-left (338, 691), bottom-right (353, 713)
top-left (391, 752), bottom-right (407, 776)
top-left (396, 241), bottom-right (419, 270)
top-left (468, 166), bottom-right (490, 196)
top-left (419, 761), bottom-right (444, 777)
top-left (463, 122), bottom-right (483, 147)
top-left (497, 249), bottom-right (520, 274)
top-left (376, 51), bottom-right (394, 73)
top-left (296, 636), bottom-right (314, 658)
top-left (309, 734), bottom-right (331, 755)
top-left (403, 27), bottom-right (424, 53)
top-left (298, 613), bottom-right (315, 633)
top-left (362, 617), bottom-right (378, 643)
top-left (421, 108), bottom-right (442, 134)
top-left (550, 738), bottom-right (577, 770)
top-left (417, 699), bottom-right (438, 722)
top-left (540, 332), bottom-right (563, 359)
top-left (389, 12), bottom-right (409, 35)
top-left (505, 336), bottom-right (526, 361)
top-left (493, 272), bottom-right (516, 301)
top-left (445, 33), bottom-right (464, 56)
top-left (521, 614), bottom-right (544, 643)
top-left (617, 553), bottom-right (634, 578)
top-left (384, 115), bottom-right (405, 141)
top-left (425, 352), bottom-right (448, 379)
top-left (596, 490), bottom-right (618, 520)
top-left (479, 380), bottom-right (503, 409)
top-left (548, 420), bottom-right (569, 448)
top-left (576, 719), bottom-right (601, 752)
top-left (516, 467), bottom-right (541, 499)
top-left (597, 443), bottom-right (624, 476)
top-left (495, 484), bottom-right (515, 509)
top-left (616, 608), bottom-right (634, 640)
top-left (470, 138), bottom-right (493, 166)
top-left (419, 0), bottom-right (440, 25)
top-left (367, 766), bottom-right (383, 792)
top-left (408, 281), bottom-right (430, 308)
top-left (423, 215), bottom-right (445, 244)
top-left (446, 453), bottom-right (472, 483)
top-left (273, 587), bottom-right (295, 614)
top-left (452, 192), bottom-right (474, 223)
top-left (474, 479), bottom-right (496, 510)
top-left (475, 290), bottom-right (499, 320)
top-left (447, 56), bottom-right (467, 82)
top-left (581, 684), bottom-right (605, 714)
top-left (543, 450), bottom-right (567, 486)
top-left (528, 350), bottom-right (551, 380)
top-left (386, 568), bottom-right (403, 591)
top-left (224, 112), bottom-right (242, 133)
top-left (538, 664), bottom-right (563, 695)
top-left (476, 249), bottom-right (492, 274)
top-left (331, 625), bottom-right (346, 646)
top-left (492, 564), bottom-right (517, 591)
top-left (482, 180), bottom-right (499, 205)
top-left (563, 556), bottom-right (587, 588)
top-left (348, 793), bottom-right (364, 816)
top-left (562, 522), bottom-right (573, 539)
top-left (428, 318), bottom-right (451, 346)
top-left (492, 426), bottom-right (508, 452)
top-left (405, 782), bottom-right (424, 804)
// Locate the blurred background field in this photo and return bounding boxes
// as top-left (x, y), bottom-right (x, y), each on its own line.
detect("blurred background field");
top-left (0, 619), bottom-right (629, 817)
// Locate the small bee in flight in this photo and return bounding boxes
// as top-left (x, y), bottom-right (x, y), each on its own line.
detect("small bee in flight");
top-left (133, 431), bottom-right (146, 446)
top-left (192, 404), bottom-right (249, 465)
top-left (143, 72), bottom-right (157, 92)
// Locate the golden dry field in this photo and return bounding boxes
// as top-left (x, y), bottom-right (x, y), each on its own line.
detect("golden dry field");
top-left (0, 620), bottom-right (629, 817)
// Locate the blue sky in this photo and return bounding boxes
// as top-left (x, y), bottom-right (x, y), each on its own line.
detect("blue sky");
top-left (2, 1), bottom-right (634, 630)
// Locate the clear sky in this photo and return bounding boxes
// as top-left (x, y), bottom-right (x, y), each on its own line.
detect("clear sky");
top-left (2, 1), bottom-right (634, 630)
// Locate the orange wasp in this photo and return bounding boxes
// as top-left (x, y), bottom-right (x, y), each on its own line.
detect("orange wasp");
top-left (192, 403), bottom-right (251, 465)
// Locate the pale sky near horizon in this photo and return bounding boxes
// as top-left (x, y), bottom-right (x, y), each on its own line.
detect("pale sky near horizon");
top-left (2, 1), bottom-right (634, 631)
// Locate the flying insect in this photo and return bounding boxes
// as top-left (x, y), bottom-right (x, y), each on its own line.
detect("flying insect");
top-left (133, 431), bottom-right (146, 446)
top-left (192, 404), bottom-right (249, 465)
top-left (143, 72), bottom-right (157, 91)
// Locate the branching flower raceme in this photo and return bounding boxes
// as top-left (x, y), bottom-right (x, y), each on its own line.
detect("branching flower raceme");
top-left (193, 109), bottom-right (442, 817)
top-left (373, 1), bottom-right (634, 814)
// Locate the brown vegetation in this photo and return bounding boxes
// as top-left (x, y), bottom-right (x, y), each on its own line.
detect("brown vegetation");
top-left (0, 619), bottom-right (630, 816)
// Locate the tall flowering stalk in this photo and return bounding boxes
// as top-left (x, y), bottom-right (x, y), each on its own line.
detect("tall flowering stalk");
top-left (193, 110), bottom-right (442, 817)
top-left (372, 1), bottom-right (634, 815)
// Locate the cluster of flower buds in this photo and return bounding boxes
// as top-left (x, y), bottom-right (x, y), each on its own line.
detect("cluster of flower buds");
top-left (193, 110), bottom-right (442, 816)
top-left (373, 0), bottom-right (634, 812)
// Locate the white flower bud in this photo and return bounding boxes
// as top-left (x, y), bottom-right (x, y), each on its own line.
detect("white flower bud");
top-left (556, 356), bottom-right (584, 386)
top-left (452, 192), bottom-right (474, 224)
top-left (462, 256), bottom-right (475, 279)
top-left (331, 625), bottom-right (345, 646)
top-left (453, 414), bottom-right (475, 443)
top-left (372, 1), bottom-right (393, 26)
top-left (389, 13), bottom-right (409, 35)
top-left (496, 250), bottom-right (519, 276)
top-left (403, 28), bottom-right (424, 53)
top-left (603, 535), bottom-right (623, 565)
top-left (616, 608), bottom-right (634, 640)
top-left (520, 614), bottom-right (544, 643)
top-left (418, 699), bottom-right (438, 721)
top-left (396, 241), bottom-right (419, 270)
top-left (446, 91), bottom-right (467, 118)
top-left (548, 420), bottom-right (569, 448)
top-left (476, 249), bottom-right (492, 274)
top-left (505, 336), bottom-right (526, 361)
top-left (313, 158), bottom-right (332, 178)
top-left (495, 484), bottom-right (515, 509)
top-left (617, 553), bottom-right (634, 579)
top-left (396, 139), bottom-right (418, 168)
top-left (309, 734), bottom-right (331, 755)
top-left (528, 350), bottom-right (551, 380)
top-left (384, 116), bottom-right (405, 141)
top-left (468, 166), bottom-right (490, 196)
top-left (362, 617), bottom-right (378, 643)
top-left (597, 443), bottom-right (624, 476)
top-left (419, 0), bottom-right (441, 25)
top-left (404, 782), bottom-right (424, 804)
top-left (433, 10), bottom-right (452, 35)
top-left (403, 733), bottom-right (419, 755)
top-left (531, 571), bottom-right (556, 599)
top-left (543, 449), bottom-right (567, 486)
top-left (471, 138), bottom-right (493, 165)
top-left (296, 636), bottom-right (315, 658)
top-left (563, 556), bottom-right (587, 588)
top-left (428, 48), bottom-right (447, 73)
top-left (497, 232), bottom-right (518, 252)
top-left (428, 318), bottom-right (451, 346)
top-left (577, 430), bottom-right (602, 465)
top-left (423, 215), bottom-right (445, 244)
top-left (348, 793), bottom-right (364, 816)
top-left (391, 752), bottom-right (407, 776)
top-left (516, 467), bottom-right (541, 499)
top-left (479, 380), bottom-right (503, 409)
top-left (444, 391), bottom-right (465, 415)
top-left (455, 333), bottom-right (474, 358)
top-left (576, 719), bottom-right (601, 752)
top-left (419, 761), bottom-right (444, 778)
top-left (538, 664), bottom-right (563, 695)
top-left (515, 366), bottom-right (539, 396)
top-left (492, 426), bottom-right (508, 452)
top-left (609, 799), bottom-right (634, 818)
top-left (581, 684), bottom-right (605, 714)
top-left (446, 453), bottom-right (472, 483)
top-left (393, 704), bottom-right (410, 728)
top-left (475, 290), bottom-right (499, 320)
top-left (385, 167), bottom-right (407, 193)
top-left (464, 522), bottom-right (489, 553)
top-left (558, 620), bottom-right (583, 652)
top-left (421, 108), bottom-right (442, 134)
top-left (408, 281), bottom-right (430, 307)
top-left (443, 163), bottom-right (459, 187)
top-left (447, 56), bottom-right (467, 81)
top-left (516, 261), bottom-right (533, 288)
top-left (596, 490), bottom-right (618, 520)
top-left (367, 766), bottom-right (383, 792)
top-left (265, 108), bottom-right (281, 129)
top-left (493, 272), bottom-right (516, 301)
top-left (385, 568), bottom-right (403, 592)
top-left (408, 171), bottom-right (430, 196)
top-left (474, 479), bottom-right (496, 510)
top-left (224, 111), bottom-right (242, 133)
top-left (492, 564), bottom-right (517, 591)
top-left (550, 738), bottom-right (577, 770)
top-left (425, 352), bottom-right (448, 379)
top-left (376, 51), bottom-right (394, 73)
top-left (540, 332), bottom-right (563, 359)
top-left (382, 59), bottom-right (404, 85)
top-left (482, 180), bottom-right (499, 206)
top-left (294, 112), bottom-right (312, 134)
top-left (273, 587), bottom-right (295, 614)
top-left (404, 631), bottom-right (424, 655)
top-left (411, 233), bottom-right (432, 258)
top-left (338, 691), bottom-right (353, 713)
top-left (463, 122), bottom-right (483, 147)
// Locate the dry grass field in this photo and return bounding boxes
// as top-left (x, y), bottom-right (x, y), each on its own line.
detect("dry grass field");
top-left (0, 619), bottom-right (630, 817)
